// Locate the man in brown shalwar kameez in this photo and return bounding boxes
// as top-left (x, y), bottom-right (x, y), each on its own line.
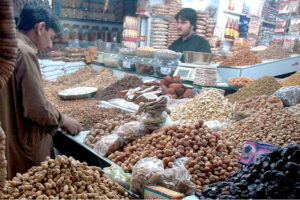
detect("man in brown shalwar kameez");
top-left (0, 1), bottom-right (81, 179)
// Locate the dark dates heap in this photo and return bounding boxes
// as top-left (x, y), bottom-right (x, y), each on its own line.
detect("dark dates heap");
top-left (195, 143), bottom-right (300, 199)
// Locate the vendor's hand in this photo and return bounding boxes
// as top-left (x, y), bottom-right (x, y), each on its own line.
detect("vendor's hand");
top-left (61, 115), bottom-right (81, 136)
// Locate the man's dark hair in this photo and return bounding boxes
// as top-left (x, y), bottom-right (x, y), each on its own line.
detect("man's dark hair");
top-left (17, 1), bottom-right (61, 34)
top-left (175, 8), bottom-right (197, 31)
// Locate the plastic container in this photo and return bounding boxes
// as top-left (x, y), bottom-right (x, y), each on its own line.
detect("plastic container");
top-left (90, 26), bottom-right (99, 41)
top-left (81, 25), bottom-right (89, 41)
top-left (61, 23), bottom-right (70, 43)
top-left (154, 61), bottom-right (178, 77)
top-left (101, 27), bottom-right (110, 42)
top-left (119, 55), bottom-right (137, 72)
top-left (111, 28), bottom-right (120, 43)
top-left (136, 57), bottom-right (155, 75)
top-left (103, 53), bottom-right (119, 67)
top-left (71, 24), bottom-right (81, 40)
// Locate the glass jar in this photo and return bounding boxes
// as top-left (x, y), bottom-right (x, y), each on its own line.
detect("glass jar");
top-left (111, 28), bottom-right (119, 43)
top-left (75, 0), bottom-right (82, 8)
top-left (90, 26), bottom-right (99, 41)
top-left (82, 25), bottom-right (89, 41)
top-left (101, 27), bottom-right (109, 42)
top-left (61, 23), bottom-right (70, 43)
top-left (71, 24), bottom-right (81, 40)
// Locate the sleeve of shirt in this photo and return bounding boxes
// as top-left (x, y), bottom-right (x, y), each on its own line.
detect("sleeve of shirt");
top-left (15, 50), bottom-right (64, 135)
top-left (196, 38), bottom-right (212, 53)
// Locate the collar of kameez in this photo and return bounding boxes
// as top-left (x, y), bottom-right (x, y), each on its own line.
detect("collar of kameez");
top-left (16, 31), bottom-right (38, 54)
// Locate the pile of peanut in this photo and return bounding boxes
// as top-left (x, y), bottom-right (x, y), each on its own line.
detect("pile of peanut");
top-left (1, 156), bottom-right (132, 199)
top-left (220, 106), bottom-right (300, 150)
top-left (0, 125), bottom-right (6, 189)
top-left (84, 113), bottom-right (139, 148)
top-left (109, 120), bottom-right (240, 191)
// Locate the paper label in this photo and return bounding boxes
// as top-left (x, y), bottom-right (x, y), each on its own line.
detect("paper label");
top-left (239, 140), bottom-right (278, 165)
top-left (122, 60), bottom-right (131, 69)
top-left (160, 67), bottom-right (172, 75)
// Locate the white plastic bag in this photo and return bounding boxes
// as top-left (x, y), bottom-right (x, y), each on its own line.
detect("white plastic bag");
top-left (272, 86), bottom-right (300, 107)
top-left (204, 120), bottom-right (227, 132)
top-left (130, 157), bottom-right (164, 194)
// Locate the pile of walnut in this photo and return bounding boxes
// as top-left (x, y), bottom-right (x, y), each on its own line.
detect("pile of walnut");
top-left (84, 113), bottom-right (139, 149)
top-left (160, 76), bottom-right (194, 99)
top-left (0, 125), bottom-right (6, 189)
top-left (233, 95), bottom-right (283, 120)
top-left (220, 106), bottom-right (300, 150)
top-left (1, 156), bottom-right (132, 199)
top-left (108, 120), bottom-right (240, 191)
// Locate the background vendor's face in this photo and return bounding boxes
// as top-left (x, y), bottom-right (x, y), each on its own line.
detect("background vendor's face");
top-left (177, 18), bottom-right (193, 37)
top-left (35, 22), bottom-right (55, 51)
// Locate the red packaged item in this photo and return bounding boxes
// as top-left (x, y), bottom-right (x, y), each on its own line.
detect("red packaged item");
top-left (288, 0), bottom-right (300, 14)
top-left (248, 19), bottom-right (261, 35)
top-left (279, 0), bottom-right (290, 14)
top-left (275, 17), bottom-right (288, 33)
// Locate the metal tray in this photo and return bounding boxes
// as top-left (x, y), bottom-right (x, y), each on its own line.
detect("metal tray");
top-left (58, 87), bottom-right (98, 100)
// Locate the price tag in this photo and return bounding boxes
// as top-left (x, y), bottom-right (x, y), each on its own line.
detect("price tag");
top-left (160, 67), bottom-right (172, 75)
top-left (239, 140), bottom-right (278, 165)
top-left (122, 60), bottom-right (131, 69)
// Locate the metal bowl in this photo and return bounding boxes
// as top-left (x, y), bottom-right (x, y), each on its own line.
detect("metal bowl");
top-left (183, 51), bottom-right (214, 65)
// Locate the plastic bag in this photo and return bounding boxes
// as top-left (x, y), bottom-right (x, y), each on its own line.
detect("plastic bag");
top-left (160, 157), bottom-right (196, 196)
top-left (140, 111), bottom-right (168, 131)
top-left (283, 35), bottom-right (298, 53)
top-left (112, 121), bottom-right (148, 143)
top-left (108, 98), bottom-right (139, 111)
top-left (288, 0), bottom-right (300, 14)
top-left (204, 120), bottom-right (227, 132)
top-left (130, 157), bottom-right (164, 195)
top-left (103, 165), bottom-right (132, 189)
top-left (275, 17), bottom-right (289, 33)
top-left (289, 16), bottom-right (300, 33)
top-left (272, 86), bottom-right (300, 107)
top-left (279, 0), bottom-right (290, 14)
top-left (248, 19), bottom-right (262, 35)
top-left (93, 134), bottom-right (121, 156)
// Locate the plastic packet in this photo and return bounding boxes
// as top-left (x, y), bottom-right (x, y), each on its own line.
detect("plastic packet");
top-left (140, 111), bottom-right (168, 131)
top-left (275, 17), bottom-right (289, 33)
top-left (130, 157), bottom-right (164, 195)
top-left (248, 19), bottom-right (262, 35)
top-left (103, 165), bottom-right (132, 189)
top-left (272, 86), bottom-right (300, 106)
top-left (288, 0), bottom-right (300, 14)
top-left (248, 0), bottom-right (263, 17)
top-left (112, 121), bottom-right (148, 143)
top-left (204, 120), bottom-right (227, 132)
top-left (93, 133), bottom-right (121, 156)
top-left (279, 0), bottom-right (290, 14)
top-left (108, 98), bottom-right (139, 111)
top-left (136, 0), bottom-right (150, 16)
top-left (283, 35), bottom-right (298, 52)
top-left (289, 16), bottom-right (300, 33)
top-left (247, 36), bottom-right (257, 48)
top-left (272, 35), bottom-right (284, 45)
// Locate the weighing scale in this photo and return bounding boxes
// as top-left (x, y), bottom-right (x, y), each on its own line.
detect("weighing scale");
top-left (174, 62), bottom-right (217, 82)
top-left (92, 51), bottom-right (104, 64)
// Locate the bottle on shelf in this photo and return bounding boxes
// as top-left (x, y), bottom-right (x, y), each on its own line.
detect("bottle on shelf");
top-left (228, 0), bottom-right (235, 11)
top-left (234, 19), bottom-right (239, 39)
top-left (224, 18), bottom-right (232, 39)
top-left (231, 19), bottom-right (237, 39)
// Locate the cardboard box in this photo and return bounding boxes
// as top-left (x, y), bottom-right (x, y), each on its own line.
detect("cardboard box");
top-left (144, 186), bottom-right (184, 200)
